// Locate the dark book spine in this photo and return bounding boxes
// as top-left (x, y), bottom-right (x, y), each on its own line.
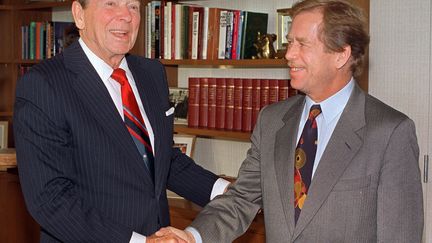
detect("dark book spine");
top-left (225, 78), bottom-right (235, 130)
top-left (207, 78), bottom-right (217, 129)
top-left (233, 78), bottom-right (243, 131)
top-left (188, 77), bottom-right (200, 127)
top-left (215, 78), bottom-right (226, 129)
top-left (242, 78), bottom-right (253, 132)
top-left (199, 77), bottom-right (209, 127)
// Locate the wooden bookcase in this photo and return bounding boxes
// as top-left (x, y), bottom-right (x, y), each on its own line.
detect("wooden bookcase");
top-left (0, 0), bottom-right (369, 145)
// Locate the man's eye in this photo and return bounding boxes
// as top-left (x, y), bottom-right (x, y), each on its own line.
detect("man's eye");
top-left (106, 1), bottom-right (116, 7)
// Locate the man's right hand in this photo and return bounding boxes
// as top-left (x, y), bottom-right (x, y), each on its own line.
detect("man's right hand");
top-left (148, 227), bottom-right (195, 243)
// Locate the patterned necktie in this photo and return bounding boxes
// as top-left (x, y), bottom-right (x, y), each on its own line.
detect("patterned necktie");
top-left (294, 104), bottom-right (321, 223)
top-left (111, 68), bottom-right (155, 181)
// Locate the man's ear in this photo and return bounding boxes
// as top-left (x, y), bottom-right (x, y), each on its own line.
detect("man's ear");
top-left (335, 45), bottom-right (351, 69)
top-left (72, 1), bottom-right (85, 30)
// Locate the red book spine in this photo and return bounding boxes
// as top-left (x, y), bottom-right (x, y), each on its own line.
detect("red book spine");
top-left (230, 10), bottom-right (240, 60)
top-left (260, 79), bottom-right (270, 108)
top-left (171, 3), bottom-right (176, 60)
top-left (207, 78), bottom-right (217, 128)
top-left (215, 78), bottom-right (226, 129)
top-left (225, 78), bottom-right (235, 130)
top-left (288, 79), bottom-right (298, 97)
top-left (251, 79), bottom-right (261, 130)
top-left (233, 78), bottom-right (243, 131)
top-left (278, 79), bottom-right (289, 101)
top-left (268, 79), bottom-right (279, 105)
top-left (242, 78), bottom-right (253, 132)
top-left (199, 77), bottom-right (209, 127)
top-left (188, 77), bottom-right (200, 127)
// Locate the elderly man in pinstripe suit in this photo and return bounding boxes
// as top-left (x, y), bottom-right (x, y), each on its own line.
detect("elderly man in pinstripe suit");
top-left (13, 0), bottom-right (228, 242)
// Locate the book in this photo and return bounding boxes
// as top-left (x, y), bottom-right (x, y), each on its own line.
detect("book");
top-left (251, 79), bottom-right (261, 130)
top-left (207, 8), bottom-right (221, 60)
top-left (218, 10), bottom-right (228, 59)
top-left (242, 78), bottom-right (253, 132)
top-left (225, 78), bottom-right (235, 130)
top-left (199, 77), bottom-right (209, 127)
top-left (188, 77), bottom-right (200, 127)
top-left (207, 78), bottom-right (217, 128)
top-left (278, 79), bottom-right (289, 101)
top-left (233, 78), bottom-right (243, 131)
top-left (260, 79), bottom-right (270, 108)
top-left (215, 78), bottom-right (226, 129)
top-left (240, 11), bottom-right (268, 59)
top-left (224, 10), bottom-right (233, 59)
top-left (169, 87), bottom-right (189, 125)
top-left (269, 79), bottom-right (279, 104)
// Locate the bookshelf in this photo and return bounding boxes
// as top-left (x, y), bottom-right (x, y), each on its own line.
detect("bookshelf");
top-left (0, 0), bottom-right (369, 145)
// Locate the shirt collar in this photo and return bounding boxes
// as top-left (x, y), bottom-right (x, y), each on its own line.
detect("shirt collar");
top-left (78, 38), bottom-right (130, 81)
top-left (304, 77), bottom-right (355, 124)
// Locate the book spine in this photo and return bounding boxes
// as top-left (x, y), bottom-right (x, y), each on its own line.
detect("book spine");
top-left (35, 22), bottom-right (41, 60)
top-left (218, 10), bottom-right (227, 59)
top-left (207, 8), bottom-right (220, 60)
top-left (215, 78), bottom-right (226, 129)
top-left (191, 10), bottom-right (199, 60)
top-left (242, 78), bottom-right (253, 132)
top-left (207, 78), bottom-right (217, 128)
top-left (268, 79), bottom-right (279, 104)
top-left (233, 78), bottom-right (243, 131)
top-left (201, 7), bottom-right (209, 60)
top-left (260, 79), bottom-right (270, 108)
top-left (225, 78), bottom-right (235, 130)
top-left (231, 10), bottom-right (240, 60)
top-left (278, 79), bottom-right (289, 101)
top-left (29, 21), bottom-right (36, 60)
top-left (188, 77), bottom-right (200, 127)
top-left (199, 77), bottom-right (209, 127)
top-left (251, 79), bottom-right (261, 130)
top-left (288, 79), bottom-right (298, 97)
top-left (224, 10), bottom-right (233, 59)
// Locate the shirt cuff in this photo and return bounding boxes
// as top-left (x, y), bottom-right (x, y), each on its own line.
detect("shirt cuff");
top-left (130, 231), bottom-right (146, 243)
top-left (210, 178), bottom-right (230, 200)
top-left (185, 226), bottom-right (203, 243)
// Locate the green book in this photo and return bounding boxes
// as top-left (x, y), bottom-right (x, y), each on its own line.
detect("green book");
top-left (240, 11), bottom-right (268, 59)
top-left (29, 21), bottom-right (36, 60)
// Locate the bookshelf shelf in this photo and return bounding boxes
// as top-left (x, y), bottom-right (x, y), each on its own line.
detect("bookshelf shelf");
top-left (160, 58), bottom-right (287, 68)
top-left (0, 112), bottom-right (13, 117)
top-left (13, 1), bottom-right (72, 10)
top-left (174, 124), bottom-right (251, 141)
top-left (14, 59), bottom-right (41, 64)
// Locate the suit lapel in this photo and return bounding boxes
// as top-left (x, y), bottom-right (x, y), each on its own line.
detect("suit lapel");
top-left (292, 85), bottom-right (366, 240)
top-left (63, 42), bottom-right (153, 186)
top-left (274, 97), bottom-right (305, 238)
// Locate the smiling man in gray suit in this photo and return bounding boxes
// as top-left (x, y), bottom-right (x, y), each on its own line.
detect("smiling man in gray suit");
top-left (156, 0), bottom-right (424, 242)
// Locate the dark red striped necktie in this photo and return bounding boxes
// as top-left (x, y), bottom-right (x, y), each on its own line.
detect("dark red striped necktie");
top-left (111, 68), bottom-right (155, 181)
top-left (294, 104), bottom-right (321, 223)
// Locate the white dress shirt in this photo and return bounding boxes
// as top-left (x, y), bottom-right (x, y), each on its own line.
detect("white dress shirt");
top-left (78, 39), bottom-right (229, 242)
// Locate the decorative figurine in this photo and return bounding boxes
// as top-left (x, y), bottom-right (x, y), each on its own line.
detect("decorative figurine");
top-left (253, 32), bottom-right (277, 59)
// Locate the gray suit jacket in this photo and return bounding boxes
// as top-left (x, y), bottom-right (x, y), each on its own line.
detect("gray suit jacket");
top-left (191, 84), bottom-right (423, 242)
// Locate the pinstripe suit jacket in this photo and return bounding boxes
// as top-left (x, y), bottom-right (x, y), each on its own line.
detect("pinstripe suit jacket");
top-left (13, 41), bottom-right (218, 242)
top-left (191, 84), bottom-right (423, 242)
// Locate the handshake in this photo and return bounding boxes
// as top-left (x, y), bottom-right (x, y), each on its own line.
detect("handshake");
top-left (147, 227), bottom-right (196, 243)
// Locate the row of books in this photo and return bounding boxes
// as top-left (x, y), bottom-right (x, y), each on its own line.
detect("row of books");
top-left (188, 77), bottom-right (297, 132)
top-left (21, 21), bottom-right (76, 60)
top-left (145, 1), bottom-right (268, 60)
